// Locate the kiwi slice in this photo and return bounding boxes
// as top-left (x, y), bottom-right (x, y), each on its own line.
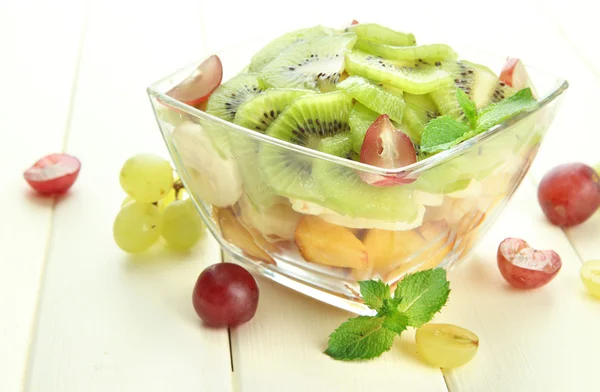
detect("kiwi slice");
top-left (206, 73), bottom-right (266, 122)
top-left (429, 60), bottom-right (516, 120)
top-left (249, 26), bottom-right (333, 72)
top-left (234, 88), bottom-right (316, 132)
top-left (349, 103), bottom-right (379, 154)
top-left (232, 88), bottom-right (315, 209)
top-left (355, 41), bottom-right (457, 62)
top-left (259, 91), bottom-right (353, 203)
top-left (402, 93), bottom-right (440, 144)
top-left (345, 50), bottom-right (451, 94)
top-left (259, 33), bottom-right (357, 92)
top-left (312, 133), bottom-right (422, 222)
top-left (337, 75), bottom-right (406, 123)
top-left (346, 23), bottom-right (416, 46)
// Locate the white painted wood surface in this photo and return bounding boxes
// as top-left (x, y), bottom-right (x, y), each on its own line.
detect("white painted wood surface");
top-left (2, 0), bottom-right (599, 391)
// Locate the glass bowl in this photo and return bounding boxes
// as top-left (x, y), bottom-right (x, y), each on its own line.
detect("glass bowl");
top-left (147, 44), bottom-right (568, 315)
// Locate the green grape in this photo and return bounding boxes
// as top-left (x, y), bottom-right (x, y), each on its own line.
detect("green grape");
top-left (161, 199), bottom-right (205, 251)
top-left (113, 201), bottom-right (162, 253)
top-left (119, 154), bottom-right (174, 203)
top-left (415, 323), bottom-right (479, 368)
top-left (581, 260), bottom-right (600, 299)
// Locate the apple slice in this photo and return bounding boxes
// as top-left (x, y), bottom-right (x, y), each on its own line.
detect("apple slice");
top-left (166, 55), bottom-right (223, 106)
top-left (359, 114), bottom-right (417, 186)
top-left (499, 57), bottom-right (537, 96)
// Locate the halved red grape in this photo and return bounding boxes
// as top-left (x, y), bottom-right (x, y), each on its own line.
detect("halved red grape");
top-left (359, 114), bottom-right (417, 186)
top-left (23, 153), bottom-right (81, 195)
top-left (537, 163), bottom-right (600, 227)
top-left (166, 55), bottom-right (223, 106)
top-left (497, 238), bottom-right (562, 289)
top-left (192, 263), bottom-right (259, 327)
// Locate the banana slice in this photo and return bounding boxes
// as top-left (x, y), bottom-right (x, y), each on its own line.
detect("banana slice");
top-left (172, 121), bottom-right (242, 207)
top-left (290, 198), bottom-right (425, 231)
top-left (238, 195), bottom-right (301, 242)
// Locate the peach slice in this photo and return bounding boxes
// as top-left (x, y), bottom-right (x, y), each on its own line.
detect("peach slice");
top-left (386, 220), bottom-right (453, 283)
top-left (363, 229), bottom-right (427, 271)
top-left (218, 208), bottom-right (275, 265)
top-left (295, 216), bottom-right (369, 269)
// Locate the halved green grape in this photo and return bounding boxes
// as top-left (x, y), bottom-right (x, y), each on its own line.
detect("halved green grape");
top-left (113, 201), bottom-right (162, 253)
top-left (415, 323), bottom-right (479, 368)
top-left (581, 260), bottom-right (600, 299)
top-left (161, 199), bottom-right (205, 251)
top-left (119, 154), bottom-right (174, 203)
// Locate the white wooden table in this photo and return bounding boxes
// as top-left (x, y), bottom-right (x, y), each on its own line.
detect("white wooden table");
top-left (2, 0), bottom-right (599, 391)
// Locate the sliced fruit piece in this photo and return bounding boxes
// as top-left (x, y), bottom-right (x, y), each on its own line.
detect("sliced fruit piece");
top-left (249, 25), bottom-right (333, 72)
top-left (24, 153), bottom-right (81, 195)
top-left (238, 195), bottom-right (301, 242)
top-left (347, 23), bottom-right (416, 46)
top-left (497, 237), bottom-right (562, 289)
top-left (313, 133), bottom-right (424, 223)
top-left (172, 121), bottom-right (242, 208)
top-left (259, 91), bottom-right (353, 203)
top-left (232, 88), bottom-right (314, 208)
top-left (206, 73), bottom-right (266, 122)
top-left (166, 55), bottom-right (223, 106)
top-left (218, 208), bottom-right (275, 264)
top-left (205, 73), bottom-right (266, 156)
top-left (345, 50), bottom-right (451, 94)
top-left (337, 75), bottom-right (406, 123)
top-left (364, 228), bottom-right (427, 271)
top-left (349, 103), bottom-right (380, 154)
top-left (260, 33), bottom-right (357, 92)
top-left (386, 220), bottom-right (453, 281)
top-left (359, 114), bottom-right (417, 186)
top-left (499, 57), bottom-right (537, 96)
top-left (290, 198), bottom-right (425, 231)
top-left (295, 215), bottom-right (368, 269)
top-left (402, 93), bottom-right (440, 144)
top-left (234, 88), bottom-right (315, 132)
top-left (355, 41), bottom-right (457, 62)
top-left (430, 60), bottom-right (516, 120)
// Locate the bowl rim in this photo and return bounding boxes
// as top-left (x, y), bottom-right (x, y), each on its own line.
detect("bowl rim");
top-left (147, 48), bottom-right (569, 176)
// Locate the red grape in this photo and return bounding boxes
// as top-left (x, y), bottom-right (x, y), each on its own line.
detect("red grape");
top-left (359, 114), bottom-right (416, 186)
top-left (497, 238), bottom-right (562, 289)
top-left (192, 263), bottom-right (259, 327)
top-left (537, 163), bottom-right (600, 227)
top-left (166, 55), bottom-right (223, 106)
top-left (23, 153), bottom-right (81, 195)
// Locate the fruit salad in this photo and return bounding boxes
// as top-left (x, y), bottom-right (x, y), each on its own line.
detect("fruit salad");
top-left (148, 22), bottom-right (556, 303)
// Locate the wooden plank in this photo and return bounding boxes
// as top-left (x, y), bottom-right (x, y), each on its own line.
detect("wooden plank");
top-left (24, 1), bottom-right (232, 391)
top-left (228, 268), bottom-right (449, 392)
top-left (0, 1), bottom-right (85, 391)
top-left (440, 182), bottom-right (600, 392)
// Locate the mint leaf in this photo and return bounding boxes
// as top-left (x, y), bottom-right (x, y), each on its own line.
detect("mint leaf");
top-left (394, 268), bottom-right (450, 328)
top-left (456, 88), bottom-right (477, 128)
top-left (476, 88), bottom-right (537, 132)
top-left (324, 316), bottom-right (395, 360)
top-left (359, 280), bottom-right (390, 312)
top-left (420, 116), bottom-right (471, 154)
top-left (382, 310), bottom-right (409, 336)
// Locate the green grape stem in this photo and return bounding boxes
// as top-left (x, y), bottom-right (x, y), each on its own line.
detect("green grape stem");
top-left (173, 179), bottom-right (184, 199)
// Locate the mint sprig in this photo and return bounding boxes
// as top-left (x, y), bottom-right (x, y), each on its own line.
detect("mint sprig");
top-left (324, 268), bottom-right (450, 361)
top-left (420, 87), bottom-right (537, 155)
top-left (456, 88), bottom-right (477, 128)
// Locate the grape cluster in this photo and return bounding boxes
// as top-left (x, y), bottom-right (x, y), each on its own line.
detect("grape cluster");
top-left (113, 153), bottom-right (205, 253)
